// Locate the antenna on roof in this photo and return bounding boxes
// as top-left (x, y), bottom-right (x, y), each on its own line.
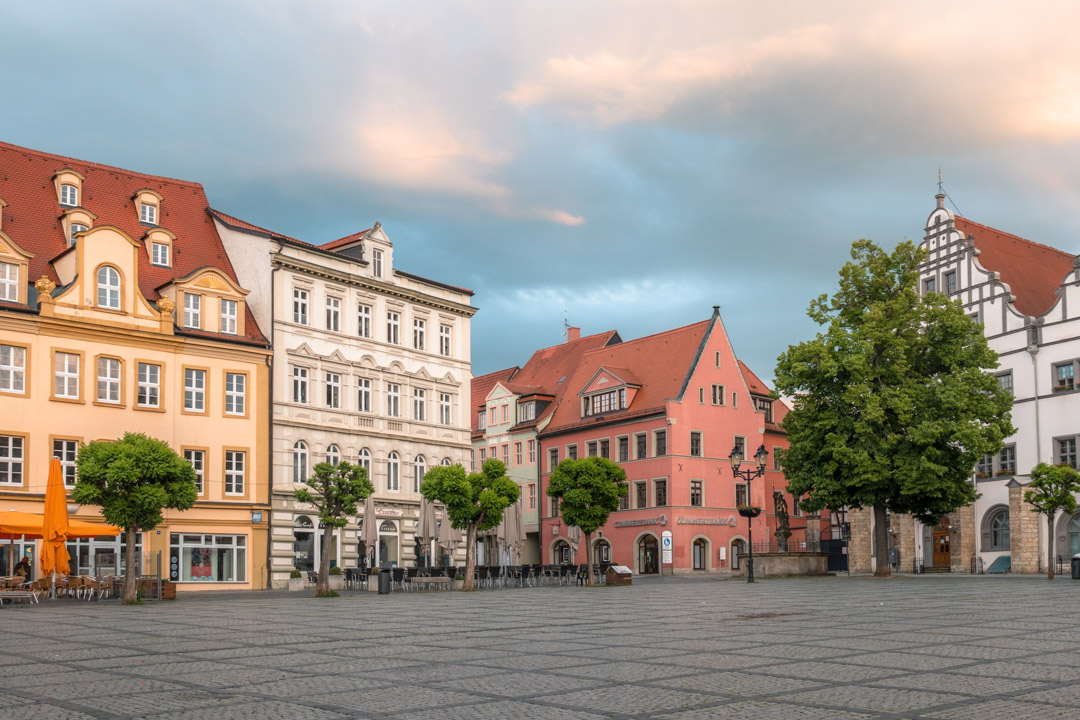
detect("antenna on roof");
top-left (564, 309), bottom-right (569, 341)
top-left (938, 168), bottom-right (964, 217)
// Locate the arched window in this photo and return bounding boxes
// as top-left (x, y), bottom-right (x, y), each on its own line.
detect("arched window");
top-left (387, 452), bottom-right (400, 491)
top-left (413, 455), bottom-right (426, 493)
top-left (1069, 515), bottom-right (1080, 557)
top-left (295, 515), bottom-right (314, 529)
top-left (441, 457), bottom-right (451, 466)
top-left (293, 441), bottom-right (308, 484)
top-left (981, 506), bottom-right (1010, 551)
top-left (96, 266), bottom-right (120, 310)
top-left (358, 447), bottom-right (371, 475)
top-left (326, 444), bottom-right (341, 466)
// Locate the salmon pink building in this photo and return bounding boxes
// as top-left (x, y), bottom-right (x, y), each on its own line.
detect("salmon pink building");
top-left (539, 308), bottom-right (824, 574)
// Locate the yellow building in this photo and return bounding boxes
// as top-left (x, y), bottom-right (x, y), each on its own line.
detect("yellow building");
top-left (0, 142), bottom-right (270, 590)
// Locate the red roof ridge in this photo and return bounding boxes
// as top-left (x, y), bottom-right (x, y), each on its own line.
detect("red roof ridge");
top-left (0, 141), bottom-right (201, 191)
top-left (956, 216), bottom-right (1074, 261)
top-left (738, 360), bottom-right (773, 395)
top-left (583, 319), bottom-right (710, 354)
top-left (322, 229), bottom-right (373, 251)
top-left (208, 208), bottom-right (312, 247)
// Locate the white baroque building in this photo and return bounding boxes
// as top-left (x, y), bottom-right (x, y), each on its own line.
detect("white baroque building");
top-left (889, 193), bottom-right (1080, 574)
top-left (214, 211), bottom-right (475, 587)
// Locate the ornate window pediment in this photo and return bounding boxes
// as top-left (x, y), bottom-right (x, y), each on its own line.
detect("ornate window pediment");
top-left (159, 268), bottom-right (249, 336)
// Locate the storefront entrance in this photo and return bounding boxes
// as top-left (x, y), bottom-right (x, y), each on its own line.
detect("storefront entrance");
top-left (692, 538), bottom-right (708, 570)
top-left (638, 535), bottom-right (659, 574)
top-left (932, 517), bottom-right (951, 568)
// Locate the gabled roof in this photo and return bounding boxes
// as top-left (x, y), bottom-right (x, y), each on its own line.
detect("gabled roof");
top-left (470, 366), bottom-right (519, 435)
top-left (322, 229), bottom-right (372, 252)
top-left (208, 208), bottom-right (308, 246)
top-left (544, 320), bottom-right (710, 434)
top-left (738, 360), bottom-right (789, 431)
top-left (956, 216), bottom-right (1075, 318)
top-left (0, 142), bottom-right (266, 345)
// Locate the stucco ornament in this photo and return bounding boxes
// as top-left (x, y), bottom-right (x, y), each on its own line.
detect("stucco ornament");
top-left (157, 296), bottom-right (175, 316)
top-left (34, 276), bottom-right (56, 300)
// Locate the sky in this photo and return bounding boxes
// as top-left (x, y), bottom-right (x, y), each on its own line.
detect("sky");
top-left (6, 2), bottom-right (1080, 381)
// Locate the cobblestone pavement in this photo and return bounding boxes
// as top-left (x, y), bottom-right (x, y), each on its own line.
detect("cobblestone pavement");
top-left (1, 574), bottom-right (1078, 719)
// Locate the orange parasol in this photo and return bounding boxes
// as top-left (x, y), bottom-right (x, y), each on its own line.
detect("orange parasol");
top-left (40, 458), bottom-right (71, 580)
top-left (0, 510), bottom-right (120, 539)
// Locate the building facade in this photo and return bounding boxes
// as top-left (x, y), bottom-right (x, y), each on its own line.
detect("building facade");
top-left (470, 328), bottom-right (620, 564)
top-left (537, 309), bottom-right (818, 574)
top-left (851, 193), bottom-right (1080, 574)
top-left (0, 142), bottom-right (271, 590)
top-left (214, 211), bottom-right (475, 588)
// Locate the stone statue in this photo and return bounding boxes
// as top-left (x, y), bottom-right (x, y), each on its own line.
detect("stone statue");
top-left (774, 490), bottom-right (791, 552)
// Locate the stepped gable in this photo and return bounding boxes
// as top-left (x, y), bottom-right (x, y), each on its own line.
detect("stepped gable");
top-left (545, 320), bottom-right (710, 433)
top-left (0, 141), bottom-right (266, 345)
top-left (956, 216), bottom-right (1075, 317)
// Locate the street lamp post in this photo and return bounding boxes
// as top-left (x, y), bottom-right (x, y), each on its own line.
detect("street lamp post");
top-left (730, 443), bottom-right (769, 583)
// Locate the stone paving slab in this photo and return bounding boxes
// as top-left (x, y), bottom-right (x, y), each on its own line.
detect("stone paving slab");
top-left (4, 574), bottom-right (1080, 719)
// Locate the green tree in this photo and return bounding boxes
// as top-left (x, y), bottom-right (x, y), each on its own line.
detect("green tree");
top-left (1024, 463), bottom-right (1080, 581)
top-left (73, 433), bottom-right (198, 604)
top-left (294, 461), bottom-right (374, 597)
top-left (774, 239), bottom-right (1014, 577)
top-left (546, 457), bottom-right (627, 585)
top-left (421, 459), bottom-right (518, 590)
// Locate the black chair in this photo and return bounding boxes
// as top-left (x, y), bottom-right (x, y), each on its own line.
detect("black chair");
top-left (476, 565), bottom-right (489, 588)
top-left (391, 567), bottom-right (405, 591)
top-left (577, 564), bottom-right (589, 586)
top-left (405, 567), bottom-right (419, 591)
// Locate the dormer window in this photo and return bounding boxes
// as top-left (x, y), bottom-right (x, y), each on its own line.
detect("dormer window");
top-left (151, 242), bottom-right (170, 267)
top-left (519, 402), bottom-right (535, 422)
top-left (373, 249), bottom-right (383, 278)
top-left (220, 299), bottom-right (237, 334)
top-left (140, 202), bottom-right (157, 225)
top-left (96, 266), bottom-right (121, 310)
top-left (184, 293), bottom-right (201, 329)
top-left (0, 262), bottom-right (18, 302)
top-left (754, 397), bottom-right (773, 423)
top-left (60, 184), bottom-right (78, 207)
top-left (69, 224), bottom-right (88, 246)
top-left (584, 388), bottom-right (625, 416)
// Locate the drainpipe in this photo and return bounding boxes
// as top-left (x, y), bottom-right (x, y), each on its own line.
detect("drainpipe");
top-left (265, 262), bottom-right (279, 589)
top-left (1028, 342), bottom-right (1041, 464)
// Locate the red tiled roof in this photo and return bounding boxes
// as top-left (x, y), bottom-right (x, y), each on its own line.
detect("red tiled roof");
top-left (0, 142), bottom-right (267, 345)
top-left (470, 366), bottom-right (519, 434)
top-left (738, 360), bottom-right (772, 396)
top-left (208, 208), bottom-right (309, 247)
top-left (544, 321), bottom-right (710, 434)
top-left (956, 216), bottom-right (1075, 317)
top-left (508, 331), bottom-right (620, 398)
top-left (322, 229), bottom-right (371, 252)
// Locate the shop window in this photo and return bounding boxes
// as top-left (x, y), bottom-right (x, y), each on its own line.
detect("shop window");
top-left (169, 533), bottom-right (247, 582)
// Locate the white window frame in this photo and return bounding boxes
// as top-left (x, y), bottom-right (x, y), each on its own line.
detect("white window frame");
top-left (292, 366), bottom-right (308, 404)
top-left (387, 311), bottom-right (400, 344)
top-left (225, 450), bottom-right (245, 495)
top-left (528, 439), bottom-right (536, 464)
top-left (293, 288), bottom-right (309, 325)
top-left (293, 442), bottom-right (308, 484)
top-left (0, 435), bottom-right (24, 485)
top-left (184, 449), bottom-right (205, 494)
top-left (413, 455), bottom-right (425, 493)
top-left (357, 377), bottom-right (371, 413)
top-left (439, 392), bottom-right (451, 425)
top-left (140, 202), bottom-right (158, 224)
top-left (0, 345), bottom-right (26, 394)
top-left (53, 438), bottom-right (78, 487)
top-left (184, 293), bottom-right (201, 329)
top-left (69, 224), bottom-right (88, 247)
top-left (358, 448), bottom-right (371, 475)
top-left (387, 382), bottom-right (400, 417)
top-left (413, 318), bottom-right (425, 350)
top-left (96, 357), bottom-right (121, 404)
top-left (326, 445), bottom-right (341, 466)
top-left (413, 388), bottom-right (426, 422)
top-left (0, 263), bottom-right (18, 302)
top-left (387, 452), bottom-right (400, 491)
top-left (373, 249), bottom-right (383, 278)
top-left (220, 299), bottom-right (238, 335)
top-left (151, 242), bottom-right (170, 266)
top-left (54, 352), bottom-right (80, 399)
top-left (326, 296), bottom-right (341, 332)
top-left (97, 266), bottom-right (121, 310)
top-left (439, 324), bottom-right (452, 357)
top-left (137, 362), bottom-right (160, 408)
top-left (184, 368), bottom-right (206, 412)
top-left (325, 372), bottom-right (341, 409)
top-left (60, 184), bottom-right (78, 207)
top-left (225, 372), bottom-right (246, 416)
top-left (357, 303), bottom-right (371, 338)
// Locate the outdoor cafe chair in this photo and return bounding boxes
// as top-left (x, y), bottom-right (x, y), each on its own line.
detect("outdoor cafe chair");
top-left (404, 567), bottom-right (419, 591)
top-left (530, 564), bottom-right (542, 587)
top-left (391, 567), bottom-right (406, 592)
top-left (445, 566), bottom-right (457, 588)
top-left (560, 565), bottom-right (574, 585)
top-left (490, 565), bottom-right (504, 588)
top-left (476, 565), bottom-right (489, 588)
top-left (576, 564), bottom-right (589, 586)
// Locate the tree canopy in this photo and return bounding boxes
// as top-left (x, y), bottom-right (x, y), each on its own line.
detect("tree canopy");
top-left (294, 461), bottom-right (374, 596)
top-left (1024, 462), bottom-right (1080, 580)
top-left (547, 457), bottom-right (627, 585)
top-left (421, 458), bottom-right (518, 590)
top-left (774, 239), bottom-right (1014, 576)
top-left (74, 433), bottom-right (198, 603)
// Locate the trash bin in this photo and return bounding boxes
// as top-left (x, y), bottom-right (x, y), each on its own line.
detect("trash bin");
top-left (378, 567), bottom-right (392, 594)
top-left (1071, 554), bottom-right (1080, 580)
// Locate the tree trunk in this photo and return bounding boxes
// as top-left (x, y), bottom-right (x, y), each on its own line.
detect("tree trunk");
top-left (1047, 513), bottom-right (1056, 581)
top-left (873, 505), bottom-right (891, 577)
top-left (316, 524), bottom-right (334, 596)
top-left (583, 531), bottom-right (593, 586)
top-left (122, 527), bottom-right (138, 604)
top-left (461, 524), bottom-right (477, 590)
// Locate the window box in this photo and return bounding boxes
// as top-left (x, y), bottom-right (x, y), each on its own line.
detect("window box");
top-left (737, 505), bottom-right (762, 518)
top-left (1054, 384), bottom-right (1073, 393)
top-left (996, 469), bottom-right (1015, 477)
top-left (975, 472), bottom-right (989, 479)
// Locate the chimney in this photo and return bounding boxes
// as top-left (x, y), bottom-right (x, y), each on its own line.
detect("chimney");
top-left (936, 193), bottom-right (945, 210)
top-left (566, 326), bottom-right (580, 343)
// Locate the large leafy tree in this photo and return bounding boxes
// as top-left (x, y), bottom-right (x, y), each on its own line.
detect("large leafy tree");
top-left (546, 457), bottom-right (627, 585)
top-left (294, 461), bottom-right (374, 596)
top-left (74, 433), bottom-right (198, 604)
top-left (421, 459), bottom-right (518, 590)
top-left (1024, 463), bottom-right (1080, 581)
top-left (774, 239), bottom-right (1014, 577)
